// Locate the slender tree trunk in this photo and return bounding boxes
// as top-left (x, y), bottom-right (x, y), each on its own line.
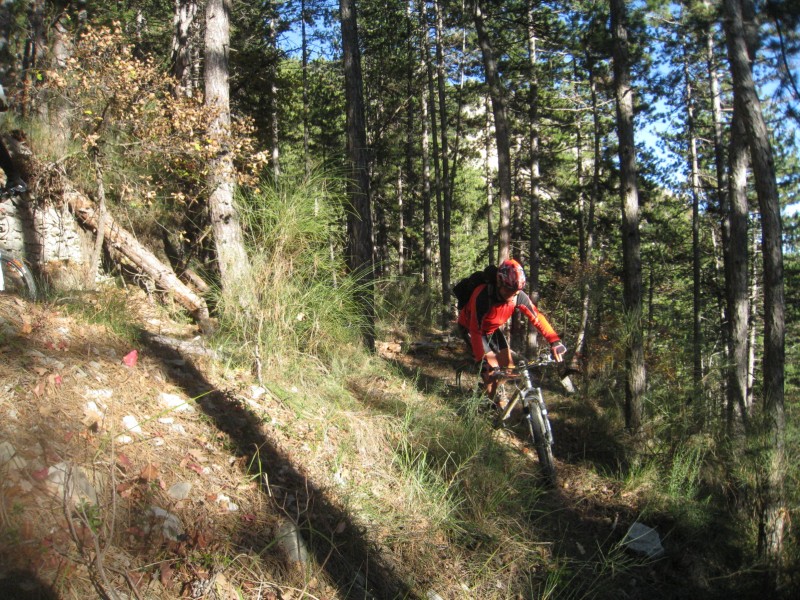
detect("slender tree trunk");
top-left (268, 12), bottom-right (281, 178)
top-left (418, 0), bottom-right (433, 286)
top-left (49, 7), bottom-right (72, 152)
top-left (526, 7), bottom-right (541, 353)
top-left (484, 95), bottom-right (495, 264)
top-left (706, 13), bottom-right (735, 419)
top-left (205, 0), bottom-right (251, 295)
top-left (397, 170), bottom-right (404, 276)
top-left (433, 0), bottom-right (451, 315)
top-left (723, 0), bottom-right (786, 573)
top-left (684, 54), bottom-right (704, 407)
top-left (21, 0), bottom-right (47, 117)
top-left (574, 59), bottom-right (599, 374)
top-left (727, 100), bottom-right (750, 430)
top-left (340, 0), bottom-right (375, 350)
top-left (171, 0), bottom-right (198, 96)
top-left (421, 0), bottom-right (443, 293)
top-left (472, 0), bottom-right (511, 263)
top-left (301, 0), bottom-right (310, 176)
top-left (421, 80), bottom-right (433, 286)
top-left (610, 0), bottom-right (645, 432)
top-left (403, 0), bottom-right (416, 272)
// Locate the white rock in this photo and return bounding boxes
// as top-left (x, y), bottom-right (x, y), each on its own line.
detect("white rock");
top-left (47, 462), bottom-right (99, 506)
top-left (85, 388), bottom-right (113, 400)
top-left (623, 522), bottom-right (665, 559)
top-left (122, 415), bottom-right (144, 436)
top-left (147, 506), bottom-right (184, 541)
top-left (0, 441), bottom-right (26, 470)
top-left (276, 519), bottom-right (309, 564)
top-left (159, 392), bottom-right (194, 412)
top-left (167, 482), bottom-right (192, 501)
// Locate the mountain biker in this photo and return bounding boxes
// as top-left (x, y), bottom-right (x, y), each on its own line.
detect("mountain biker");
top-left (0, 83), bottom-right (27, 195)
top-left (456, 258), bottom-right (566, 406)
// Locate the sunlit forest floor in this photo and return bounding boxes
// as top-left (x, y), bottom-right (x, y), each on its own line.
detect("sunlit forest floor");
top-left (0, 289), bottom-right (783, 599)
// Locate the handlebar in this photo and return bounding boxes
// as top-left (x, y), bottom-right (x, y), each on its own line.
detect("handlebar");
top-left (487, 355), bottom-right (560, 380)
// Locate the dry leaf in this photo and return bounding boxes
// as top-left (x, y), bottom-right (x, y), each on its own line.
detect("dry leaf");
top-left (117, 453), bottom-right (133, 470)
top-left (188, 448), bottom-right (207, 462)
top-left (139, 463), bottom-right (159, 481)
top-left (160, 562), bottom-right (175, 588)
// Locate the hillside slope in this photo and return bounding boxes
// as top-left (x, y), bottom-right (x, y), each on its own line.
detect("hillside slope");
top-left (0, 290), bottom-right (758, 599)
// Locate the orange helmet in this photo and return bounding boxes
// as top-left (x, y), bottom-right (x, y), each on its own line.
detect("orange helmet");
top-left (497, 259), bottom-right (526, 291)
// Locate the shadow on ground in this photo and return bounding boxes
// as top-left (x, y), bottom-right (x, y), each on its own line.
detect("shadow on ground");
top-left (138, 330), bottom-right (417, 600)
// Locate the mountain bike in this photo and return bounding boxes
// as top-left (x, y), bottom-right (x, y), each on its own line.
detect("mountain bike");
top-left (0, 190), bottom-right (37, 300)
top-left (456, 354), bottom-right (559, 485)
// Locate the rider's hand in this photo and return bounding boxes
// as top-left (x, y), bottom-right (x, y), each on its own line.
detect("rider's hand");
top-left (550, 341), bottom-right (567, 362)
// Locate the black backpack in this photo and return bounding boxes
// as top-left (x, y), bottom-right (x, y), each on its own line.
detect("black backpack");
top-left (453, 265), bottom-right (498, 310)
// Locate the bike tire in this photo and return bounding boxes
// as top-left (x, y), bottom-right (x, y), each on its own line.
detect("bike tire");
top-left (0, 249), bottom-right (37, 300)
top-left (455, 361), bottom-right (481, 395)
top-left (523, 390), bottom-right (557, 485)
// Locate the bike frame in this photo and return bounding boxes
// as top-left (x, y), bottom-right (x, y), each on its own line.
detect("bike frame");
top-left (497, 358), bottom-right (555, 445)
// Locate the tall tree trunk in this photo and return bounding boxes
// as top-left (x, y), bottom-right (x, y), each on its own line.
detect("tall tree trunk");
top-left (526, 6), bottom-right (541, 353)
top-left (21, 0), bottom-right (47, 117)
top-left (171, 0), bottom-right (198, 96)
top-left (421, 77), bottom-right (433, 286)
top-left (726, 100), bottom-right (751, 430)
top-left (403, 0), bottom-right (416, 273)
top-left (472, 0), bottom-right (511, 263)
top-left (397, 169), bottom-right (404, 276)
top-left (421, 0), bottom-right (443, 294)
top-left (49, 6), bottom-right (72, 152)
top-left (610, 0), bottom-right (645, 432)
top-left (340, 0), bottom-right (375, 350)
top-left (723, 0), bottom-right (787, 573)
top-left (684, 53), bottom-right (704, 408)
top-left (268, 11), bottom-right (281, 178)
top-left (301, 0), bottom-right (310, 176)
top-left (433, 0), bottom-right (451, 316)
top-left (573, 58), bottom-right (599, 374)
top-left (484, 95), bottom-right (495, 264)
top-left (706, 12), bottom-right (736, 421)
top-left (418, 0), bottom-right (433, 286)
top-left (205, 0), bottom-right (251, 296)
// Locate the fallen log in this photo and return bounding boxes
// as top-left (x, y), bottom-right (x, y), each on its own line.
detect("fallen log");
top-left (65, 187), bottom-right (211, 326)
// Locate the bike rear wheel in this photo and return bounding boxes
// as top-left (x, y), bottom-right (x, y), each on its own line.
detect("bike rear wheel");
top-left (0, 249), bottom-right (37, 300)
top-left (455, 361), bottom-right (481, 395)
top-left (523, 390), bottom-right (557, 485)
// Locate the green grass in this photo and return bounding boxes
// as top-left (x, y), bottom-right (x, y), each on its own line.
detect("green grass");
top-left (54, 289), bottom-right (141, 343)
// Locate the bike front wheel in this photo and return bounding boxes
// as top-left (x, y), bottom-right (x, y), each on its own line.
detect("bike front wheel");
top-left (523, 390), bottom-right (557, 486)
top-left (0, 249), bottom-right (37, 300)
top-left (455, 361), bottom-right (482, 396)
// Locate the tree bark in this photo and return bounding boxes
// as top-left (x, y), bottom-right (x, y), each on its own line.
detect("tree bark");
top-left (726, 99), bottom-right (750, 430)
top-left (67, 190), bottom-right (210, 324)
top-left (340, 0), bottom-right (375, 350)
top-left (684, 52), bottom-right (703, 408)
top-left (417, 0), bottom-right (433, 286)
top-left (573, 58), bottom-right (599, 374)
top-left (723, 0), bottom-right (787, 573)
top-left (204, 0), bottom-right (252, 297)
top-left (610, 0), bottom-right (646, 432)
top-left (433, 0), bottom-right (451, 315)
top-left (526, 7), bottom-right (541, 353)
top-left (171, 0), bottom-right (199, 97)
top-left (472, 0), bottom-right (511, 263)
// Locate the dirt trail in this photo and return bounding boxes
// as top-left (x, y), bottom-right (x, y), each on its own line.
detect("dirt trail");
top-left (380, 336), bottom-right (723, 600)
top-left (0, 294), bottom-right (744, 599)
